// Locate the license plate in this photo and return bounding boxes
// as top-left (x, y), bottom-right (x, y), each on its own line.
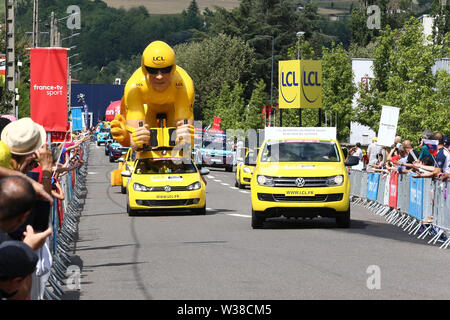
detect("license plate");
top-left (284, 190), bottom-right (315, 197)
top-left (211, 158), bottom-right (222, 163)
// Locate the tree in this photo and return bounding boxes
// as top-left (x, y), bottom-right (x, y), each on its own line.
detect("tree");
top-left (355, 17), bottom-right (450, 142)
top-left (174, 34), bottom-right (256, 121)
top-left (245, 79), bottom-right (268, 130)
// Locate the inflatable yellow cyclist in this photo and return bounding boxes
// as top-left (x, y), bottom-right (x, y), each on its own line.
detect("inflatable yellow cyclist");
top-left (110, 40), bottom-right (194, 153)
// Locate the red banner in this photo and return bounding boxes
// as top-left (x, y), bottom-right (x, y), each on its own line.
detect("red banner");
top-left (30, 48), bottom-right (68, 132)
top-left (212, 117), bottom-right (222, 131)
top-left (389, 171), bottom-right (399, 209)
top-left (49, 122), bottom-right (72, 143)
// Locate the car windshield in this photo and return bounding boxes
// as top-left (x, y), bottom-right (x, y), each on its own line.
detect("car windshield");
top-left (100, 128), bottom-right (109, 133)
top-left (260, 140), bottom-right (340, 163)
top-left (134, 159), bottom-right (197, 174)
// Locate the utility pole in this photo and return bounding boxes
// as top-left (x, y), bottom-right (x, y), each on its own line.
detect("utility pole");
top-left (5, 0), bottom-right (16, 116)
top-left (32, 0), bottom-right (39, 47)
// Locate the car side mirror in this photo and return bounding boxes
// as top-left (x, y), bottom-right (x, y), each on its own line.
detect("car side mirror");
top-left (200, 168), bottom-right (210, 175)
top-left (345, 155), bottom-right (360, 167)
top-left (121, 170), bottom-right (131, 177)
top-left (118, 157), bottom-right (124, 162)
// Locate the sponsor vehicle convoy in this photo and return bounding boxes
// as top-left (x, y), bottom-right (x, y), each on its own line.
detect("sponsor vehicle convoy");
top-left (107, 141), bottom-right (130, 162)
top-left (195, 132), bottom-right (234, 172)
top-left (97, 126), bottom-right (112, 146)
top-left (250, 128), bottom-right (358, 229)
top-left (118, 148), bottom-right (137, 194)
top-left (122, 153), bottom-right (209, 216)
top-left (235, 147), bottom-right (259, 189)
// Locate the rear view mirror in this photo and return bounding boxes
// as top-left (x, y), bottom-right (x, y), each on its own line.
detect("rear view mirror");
top-left (118, 157), bottom-right (124, 162)
top-left (345, 155), bottom-right (360, 167)
top-left (200, 168), bottom-right (210, 175)
top-left (121, 170), bottom-right (131, 177)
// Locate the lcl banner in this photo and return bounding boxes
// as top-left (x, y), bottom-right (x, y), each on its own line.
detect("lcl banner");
top-left (278, 60), bottom-right (322, 109)
top-left (30, 48), bottom-right (68, 132)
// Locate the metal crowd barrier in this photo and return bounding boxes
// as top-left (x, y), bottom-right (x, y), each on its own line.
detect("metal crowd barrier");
top-left (349, 169), bottom-right (450, 250)
top-left (31, 141), bottom-right (90, 300)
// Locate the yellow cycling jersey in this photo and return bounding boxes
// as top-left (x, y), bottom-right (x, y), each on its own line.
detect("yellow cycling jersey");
top-left (123, 65), bottom-right (194, 127)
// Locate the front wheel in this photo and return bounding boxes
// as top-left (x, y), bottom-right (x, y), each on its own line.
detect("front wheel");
top-left (252, 209), bottom-right (265, 229)
top-left (127, 202), bottom-right (137, 217)
top-left (225, 166), bottom-right (233, 172)
top-left (336, 208), bottom-right (351, 228)
top-left (121, 185), bottom-right (126, 194)
top-left (192, 205), bottom-right (206, 215)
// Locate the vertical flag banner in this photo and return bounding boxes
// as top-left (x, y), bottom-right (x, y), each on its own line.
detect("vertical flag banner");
top-left (30, 48), bottom-right (68, 132)
top-left (71, 107), bottom-right (83, 131)
top-left (389, 171), bottom-right (399, 209)
top-left (278, 60), bottom-right (322, 109)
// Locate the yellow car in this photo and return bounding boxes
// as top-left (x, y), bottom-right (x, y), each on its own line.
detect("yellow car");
top-left (235, 148), bottom-right (259, 189)
top-left (251, 138), bottom-right (359, 229)
top-left (122, 156), bottom-right (209, 216)
top-left (118, 148), bottom-right (137, 194)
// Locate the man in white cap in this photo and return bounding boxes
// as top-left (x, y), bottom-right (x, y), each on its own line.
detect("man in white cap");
top-left (366, 136), bottom-right (381, 171)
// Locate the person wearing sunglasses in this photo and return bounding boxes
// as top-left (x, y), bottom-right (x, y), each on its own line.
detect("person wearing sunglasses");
top-left (110, 40), bottom-right (195, 153)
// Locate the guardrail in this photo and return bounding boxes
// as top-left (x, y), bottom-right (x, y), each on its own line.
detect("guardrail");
top-left (349, 170), bottom-right (450, 249)
top-left (30, 141), bottom-right (89, 300)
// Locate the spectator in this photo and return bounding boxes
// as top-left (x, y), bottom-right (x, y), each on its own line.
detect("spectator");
top-left (0, 141), bottom-right (13, 170)
top-left (0, 117), bottom-right (11, 137)
top-left (367, 137), bottom-right (381, 172)
top-left (349, 142), bottom-right (364, 170)
top-left (394, 146), bottom-right (409, 174)
top-left (414, 133), bottom-right (450, 179)
top-left (0, 241), bottom-right (38, 300)
top-left (0, 175), bottom-right (51, 249)
top-left (418, 130), bottom-right (436, 166)
top-left (394, 136), bottom-right (402, 148)
top-left (401, 140), bottom-right (419, 170)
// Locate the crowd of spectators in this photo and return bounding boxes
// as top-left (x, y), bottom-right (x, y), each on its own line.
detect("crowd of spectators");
top-left (0, 115), bottom-right (91, 300)
top-left (350, 130), bottom-right (450, 181)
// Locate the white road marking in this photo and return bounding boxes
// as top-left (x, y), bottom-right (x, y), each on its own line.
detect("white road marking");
top-left (206, 208), bottom-right (214, 212)
top-left (230, 187), bottom-right (239, 190)
top-left (227, 213), bottom-right (251, 218)
top-left (207, 175), bottom-right (215, 179)
top-left (88, 172), bottom-right (99, 175)
top-left (213, 179), bottom-right (222, 182)
top-left (221, 183), bottom-right (230, 186)
top-left (240, 191), bottom-right (250, 194)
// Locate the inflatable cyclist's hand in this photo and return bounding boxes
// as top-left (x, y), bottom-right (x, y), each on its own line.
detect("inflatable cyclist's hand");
top-left (110, 114), bottom-right (130, 147)
top-left (175, 120), bottom-right (194, 146)
top-left (130, 124), bottom-right (150, 150)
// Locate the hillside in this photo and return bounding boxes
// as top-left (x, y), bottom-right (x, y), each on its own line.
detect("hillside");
top-left (101, 0), bottom-right (241, 14)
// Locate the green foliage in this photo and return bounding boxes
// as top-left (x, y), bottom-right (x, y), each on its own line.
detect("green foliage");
top-left (174, 33), bottom-right (257, 121)
top-left (321, 43), bottom-right (355, 141)
top-left (355, 17), bottom-right (450, 142)
top-left (245, 79), bottom-right (268, 130)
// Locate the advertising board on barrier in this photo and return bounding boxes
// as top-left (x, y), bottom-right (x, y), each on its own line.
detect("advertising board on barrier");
top-left (71, 107), bottom-right (83, 131)
top-left (409, 176), bottom-right (423, 220)
top-left (366, 173), bottom-right (380, 201)
top-left (389, 171), bottom-right (399, 209)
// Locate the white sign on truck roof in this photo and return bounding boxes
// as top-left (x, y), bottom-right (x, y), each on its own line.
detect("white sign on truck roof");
top-left (264, 127), bottom-right (337, 141)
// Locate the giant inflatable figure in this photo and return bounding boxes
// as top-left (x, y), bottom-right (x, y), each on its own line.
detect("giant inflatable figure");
top-left (110, 41), bottom-right (194, 154)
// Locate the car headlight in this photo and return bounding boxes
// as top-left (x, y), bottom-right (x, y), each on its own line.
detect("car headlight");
top-left (243, 166), bottom-right (252, 174)
top-left (187, 181), bottom-right (201, 190)
top-left (327, 175), bottom-right (344, 186)
top-left (133, 183), bottom-right (151, 192)
top-left (257, 175), bottom-right (274, 187)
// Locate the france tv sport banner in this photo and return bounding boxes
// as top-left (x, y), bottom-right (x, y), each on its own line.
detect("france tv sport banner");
top-left (278, 60), bottom-right (322, 109)
top-left (30, 48), bottom-right (68, 132)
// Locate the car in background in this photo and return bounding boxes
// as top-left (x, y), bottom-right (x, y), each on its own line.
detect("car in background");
top-left (194, 133), bottom-right (234, 172)
top-left (97, 127), bottom-right (112, 146)
top-left (235, 147), bottom-right (259, 189)
top-left (122, 157), bottom-right (209, 216)
top-left (107, 141), bottom-right (129, 162)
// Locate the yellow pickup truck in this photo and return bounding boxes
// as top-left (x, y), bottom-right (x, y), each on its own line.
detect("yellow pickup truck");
top-left (250, 137), bottom-right (358, 229)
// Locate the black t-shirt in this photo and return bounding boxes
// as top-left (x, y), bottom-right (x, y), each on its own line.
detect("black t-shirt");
top-left (406, 149), bottom-right (419, 164)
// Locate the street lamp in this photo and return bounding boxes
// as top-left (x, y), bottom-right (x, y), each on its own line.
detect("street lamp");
top-left (61, 32), bottom-right (80, 42)
top-left (255, 35), bottom-right (274, 127)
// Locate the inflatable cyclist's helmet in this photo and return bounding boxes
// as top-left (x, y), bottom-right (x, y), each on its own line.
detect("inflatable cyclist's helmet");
top-left (141, 41), bottom-right (176, 76)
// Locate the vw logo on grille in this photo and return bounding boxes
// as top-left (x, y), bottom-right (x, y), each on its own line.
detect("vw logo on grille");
top-left (164, 185), bottom-right (171, 192)
top-left (295, 177), bottom-right (305, 187)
